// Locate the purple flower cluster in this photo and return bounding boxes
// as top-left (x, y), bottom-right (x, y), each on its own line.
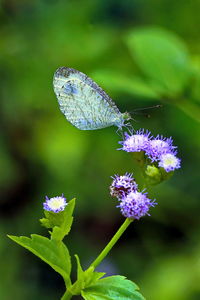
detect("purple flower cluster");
top-left (43, 194), bottom-right (67, 213)
top-left (119, 191), bottom-right (155, 219)
top-left (119, 129), bottom-right (151, 153)
top-left (110, 173), bottom-right (156, 220)
top-left (119, 130), bottom-right (181, 172)
top-left (110, 173), bottom-right (138, 198)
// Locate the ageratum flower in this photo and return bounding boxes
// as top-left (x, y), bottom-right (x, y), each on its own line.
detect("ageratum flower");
top-left (119, 191), bottom-right (156, 220)
top-left (110, 173), bottom-right (138, 199)
top-left (118, 129), bottom-right (151, 153)
top-left (146, 135), bottom-right (176, 162)
top-left (158, 153), bottom-right (181, 172)
top-left (43, 195), bottom-right (67, 213)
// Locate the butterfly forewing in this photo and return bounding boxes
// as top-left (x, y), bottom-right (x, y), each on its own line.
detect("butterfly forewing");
top-left (53, 67), bottom-right (125, 130)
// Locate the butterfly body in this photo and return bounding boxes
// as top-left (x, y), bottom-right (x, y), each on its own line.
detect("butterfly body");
top-left (53, 67), bottom-right (130, 130)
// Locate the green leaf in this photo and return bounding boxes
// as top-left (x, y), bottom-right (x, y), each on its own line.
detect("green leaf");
top-left (91, 69), bottom-right (159, 99)
top-left (83, 268), bottom-right (105, 289)
top-left (75, 254), bottom-right (84, 280)
top-left (126, 27), bottom-right (191, 96)
top-left (81, 275), bottom-right (145, 300)
top-left (40, 198), bottom-right (75, 241)
top-left (71, 255), bottom-right (85, 294)
top-left (40, 217), bottom-right (51, 228)
top-left (71, 255), bottom-right (105, 295)
top-left (8, 234), bottom-right (71, 287)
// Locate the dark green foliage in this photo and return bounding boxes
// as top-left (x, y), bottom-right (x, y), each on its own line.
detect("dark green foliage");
top-left (126, 28), bottom-right (191, 96)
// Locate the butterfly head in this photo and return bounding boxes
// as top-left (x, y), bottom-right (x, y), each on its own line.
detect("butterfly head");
top-left (122, 112), bottom-right (132, 121)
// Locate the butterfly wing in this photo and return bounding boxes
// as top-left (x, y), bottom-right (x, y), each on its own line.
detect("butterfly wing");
top-left (53, 67), bottom-right (124, 130)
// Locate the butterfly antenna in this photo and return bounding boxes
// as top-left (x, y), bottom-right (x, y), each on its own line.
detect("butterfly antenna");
top-left (129, 104), bottom-right (162, 114)
top-left (134, 104), bottom-right (162, 112)
top-left (128, 104), bottom-right (163, 120)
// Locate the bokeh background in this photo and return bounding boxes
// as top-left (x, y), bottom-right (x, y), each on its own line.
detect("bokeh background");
top-left (1, 0), bottom-right (200, 299)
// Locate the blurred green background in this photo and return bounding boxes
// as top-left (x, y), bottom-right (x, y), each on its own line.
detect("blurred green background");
top-left (1, 0), bottom-right (200, 299)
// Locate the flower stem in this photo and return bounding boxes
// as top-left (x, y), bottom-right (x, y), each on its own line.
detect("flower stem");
top-left (61, 290), bottom-right (73, 300)
top-left (61, 218), bottom-right (133, 299)
top-left (89, 218), bottom-right (133, 269)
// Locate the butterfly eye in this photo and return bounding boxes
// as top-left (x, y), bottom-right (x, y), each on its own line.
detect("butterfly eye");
top-left (63, 83), bottom-right (78, 95)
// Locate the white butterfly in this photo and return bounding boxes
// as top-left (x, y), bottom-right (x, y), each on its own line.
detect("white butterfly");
top-left (53, 67), bottom-right (131, 130)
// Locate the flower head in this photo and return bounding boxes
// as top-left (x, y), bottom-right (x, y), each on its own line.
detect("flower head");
top-left (146, 136), bottom-right (176, 162)
top-left (110, 173), bottom-right (138, 199)
top-left (118, 191), bottom-right (156, 220)
top-left (158, 153), bottom-right (181, 172)
top-left (43, 195), bottom-right (67, 213)
top-left (119, 129), bottom-right (151, 152)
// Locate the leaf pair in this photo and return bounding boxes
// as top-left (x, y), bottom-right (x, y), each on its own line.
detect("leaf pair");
top-left (63, 253), bottom-right (145, 299)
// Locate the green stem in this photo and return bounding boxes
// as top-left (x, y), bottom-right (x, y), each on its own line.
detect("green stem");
top-left (61, 290), bottom-right (73, 300)
top-left (89, 218), bottom-right (133, 269)
top-left (61, 218), bottom-right (133, 299)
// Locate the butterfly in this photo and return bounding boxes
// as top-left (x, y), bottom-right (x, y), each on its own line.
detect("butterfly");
top-left (53, 67), bottom-right (131, 130)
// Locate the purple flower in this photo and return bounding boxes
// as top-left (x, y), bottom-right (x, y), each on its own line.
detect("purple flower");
top-left (43, 195), bottom-right (67, 213)
top-left (158, 153), bottom-right (181, 172)
top-left (110, 173), bottom-right (138, 199)
top-left (119, 191), bottom-right (156, 220)
top-left (146, 136), bottom-right (176, 162)
top-left (119, 129), bottom-right (151, 152)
